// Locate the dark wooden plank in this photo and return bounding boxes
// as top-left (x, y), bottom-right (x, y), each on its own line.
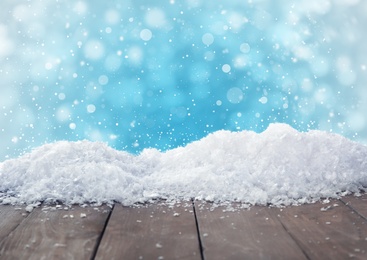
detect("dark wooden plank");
top-left (95, 202), bottom-right (201, 260)
top-left (273, 198), bottom-right (367, 259)
top-left (0, 205), bottom-right (29, 243)
top-left (195, 202), bottom-right (307, 259)
top-left (340, 194), bottom-right (367, 219)
top-left (0, 205), bottom-right (110, 260)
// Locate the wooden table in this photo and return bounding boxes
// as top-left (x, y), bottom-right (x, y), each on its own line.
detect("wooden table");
top-left (0, 194), bottom-right (366, 259)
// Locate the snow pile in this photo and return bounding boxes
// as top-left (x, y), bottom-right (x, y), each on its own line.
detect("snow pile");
top-left (1, 123), bottom-right (366, 206)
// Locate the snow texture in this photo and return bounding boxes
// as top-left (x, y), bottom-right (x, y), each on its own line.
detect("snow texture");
top-left (1, 123), bottom-right (366, 206)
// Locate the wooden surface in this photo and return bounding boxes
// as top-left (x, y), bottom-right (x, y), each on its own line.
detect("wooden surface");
top-left (341, 194), bottom-right (367, 219)
top-left (272, 198), bottom-right (367, 259)
top-left (195, 203), bottom-right (308, 259)
top-left (0, 194), bottom-right (366, 259)
top-left (95, 202), bottom-right (200, 260)
top-left (0, 206), bottom-right (29, 243)
top-left (0, 205), bottom-right (110, 260)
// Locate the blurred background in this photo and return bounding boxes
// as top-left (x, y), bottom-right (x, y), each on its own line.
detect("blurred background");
top-left (1, 0), bottom-right (367, 161)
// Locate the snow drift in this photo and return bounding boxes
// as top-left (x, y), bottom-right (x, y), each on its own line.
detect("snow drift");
top-left (1, 123), bottom-right (366, 206)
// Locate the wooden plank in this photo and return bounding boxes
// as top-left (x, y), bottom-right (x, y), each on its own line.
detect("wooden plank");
top-left (0, 205), bottom-right (29, 243)
top-left (272, 198), bottom-right (367, 259)
top-left (194, 202), bottom-right (307, 259)
top-left (95, 202), bottom-right (201, 260)
top-left (0, 204), bottom-right (111, 260)
top-left (340, 194), bottom-right (367, 219)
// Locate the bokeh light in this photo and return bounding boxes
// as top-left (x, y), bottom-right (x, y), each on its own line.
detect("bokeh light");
top-left (1, 0), bottom-right (367, 161)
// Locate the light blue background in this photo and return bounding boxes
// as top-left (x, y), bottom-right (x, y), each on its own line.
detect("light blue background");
top-left (1, 0), bottom-right (366, 161)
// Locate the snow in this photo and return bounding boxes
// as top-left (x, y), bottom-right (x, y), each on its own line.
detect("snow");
top-left (0, 123), bottom-right (366, 207)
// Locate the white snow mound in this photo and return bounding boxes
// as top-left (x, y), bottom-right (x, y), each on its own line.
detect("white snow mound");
top-left (1, 123), bottom-right (366, 206)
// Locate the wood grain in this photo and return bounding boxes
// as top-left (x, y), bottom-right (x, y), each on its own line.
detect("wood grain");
top-left (340, 193), bottom-right (367, 219)
top-left (194, 202), bottom-right (307, 259)
top-left (0, 205), bottom-right (29, 243)
top-left (272, 198), bottom-right (367, 259)
top-left (95, 202), bottom-right (200, 260)
top-left (0, 205), bottom-right (110, 260)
